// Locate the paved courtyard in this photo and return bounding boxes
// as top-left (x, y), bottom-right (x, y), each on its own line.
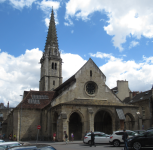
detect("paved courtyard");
top-left (24, 141), bottom-right (153, 150)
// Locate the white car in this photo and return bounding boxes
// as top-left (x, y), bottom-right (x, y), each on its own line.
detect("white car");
top-left (83, 132), bottom-right (110, 144)
top-left (0, 142), bottom-right (22, 149)
top-left (0, 140), bottom-right (5, 143)
top-left (109, 130), bottom-right (138, 147)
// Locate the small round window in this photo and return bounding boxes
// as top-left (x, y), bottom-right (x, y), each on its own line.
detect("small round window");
top-left (86, 82), bottom-right (96, 95)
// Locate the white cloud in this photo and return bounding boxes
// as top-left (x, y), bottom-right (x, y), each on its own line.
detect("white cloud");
top-left (0, 48), bottom-right (41, 107)
top-left (36, 0), bottom-right (60, 26)
top-left (0, 49), bottom-right (86, 107)
top-left (0, 49), bottom-right (1, 52)
top-left (9, 0), bottom-right (36, 10)
top-left (90, 52), bottom-right (153, 91)
top-left (61, 52), bottom-right (87, 81)
top-left (129, 41), bottom-right (139, 49)
top-left (1, 49), bottom-right (153, 107)
top-left (0, 0), bottom-right (6, 3)
top-left (71, 30), bottom-right (74, 33)
top-left (65, 0), bottom-right (153, 51)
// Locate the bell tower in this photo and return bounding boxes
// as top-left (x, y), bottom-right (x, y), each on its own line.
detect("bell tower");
top-left (39, 8), bottom-right (62, 91)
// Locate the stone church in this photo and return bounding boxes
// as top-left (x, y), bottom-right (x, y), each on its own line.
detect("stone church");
top-left (2, 9), bottom-right (149, 141)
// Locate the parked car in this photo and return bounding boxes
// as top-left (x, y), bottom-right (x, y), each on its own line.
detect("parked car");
top-left (0, 140), bottom-right (5, 143)
top-left (7, 144), bottom-right (56, 150)
top-left (146, 127), bottom-right (153, 131)
top-left (134, 130), bottom-right (145, 134)
top-left (0, 142), bottom-right (22, 149)
top-left (109, 130), bottom-right (138, 147)
top-left (127, 129), bottom-right (153, 150)
top-left (83, 132), bottom-right (110, 144)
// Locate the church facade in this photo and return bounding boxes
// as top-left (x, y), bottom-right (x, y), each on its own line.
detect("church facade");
top-left (2, 9), bottom-right (148, 141)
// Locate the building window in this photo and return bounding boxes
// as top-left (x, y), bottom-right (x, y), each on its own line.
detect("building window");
top-left (52, 63), bottom-right (54, 69)
top-left (0, 113), bottom-right (3, 117)
top-left (90, 70), bottom-right (92, 77)
top-left (53, 81), bottom-right (55, 85)
top-left (142, 107), bottom-right (145, 117)
top-left (55, 63), bottom-right (57, 70)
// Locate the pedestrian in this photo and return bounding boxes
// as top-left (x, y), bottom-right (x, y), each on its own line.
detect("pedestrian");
top-left (84, 131), bottom-right (88, 136)
top-left (13, 134), bottom-right (16, 141)
top-left (9, 134), bottom-right (12, 141)
top-left (122, 129), bottom-right (129, 150)
top-left (2, 133), bottom-right (5, 139)
top-left (90, 131), bottom-right (96, 147)
top-left (53, 132), bottom-right (56, 142)
top-left (71, 133), bottom-right (74, 141)
top-left (65, 132), bottom-right (68, 144)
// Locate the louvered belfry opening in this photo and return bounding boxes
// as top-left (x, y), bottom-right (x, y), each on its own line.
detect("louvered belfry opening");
top-left (94, 110), bottom-right (112, 134)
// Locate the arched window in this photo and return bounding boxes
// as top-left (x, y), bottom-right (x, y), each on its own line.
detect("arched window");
top-left (52, 63), bottom-right (54, 69)
top-left (55, 63), bottom-right (57, 70)
top-left (90, 70), bottom-right (92, 77)
top-left (53, 81), bottom-right (55, 85)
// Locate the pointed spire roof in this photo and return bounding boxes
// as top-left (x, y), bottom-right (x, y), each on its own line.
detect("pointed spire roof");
top-left (45, 8), bottom-right (59, 50)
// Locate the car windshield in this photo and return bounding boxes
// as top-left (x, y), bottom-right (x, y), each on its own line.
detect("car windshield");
top-left (138, 132), bottom-right (147, 136)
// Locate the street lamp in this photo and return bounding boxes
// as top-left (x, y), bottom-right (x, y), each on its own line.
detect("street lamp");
top-left (136, 111), bottom-right (141, 130)
top-left (19, 95), bottom-right (23, 141)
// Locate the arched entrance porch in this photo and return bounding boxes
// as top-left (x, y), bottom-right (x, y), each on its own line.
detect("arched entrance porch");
top-left (94, 110), bottom-right (112, 134)
top-left (69, 112), bottom-right (82, 140)
top-left (125, 113), bottom-right (135, 130)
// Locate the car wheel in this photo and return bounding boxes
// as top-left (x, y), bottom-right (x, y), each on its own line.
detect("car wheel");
top-left (113, 140), bottom-right (120, 147)
top-left (133, 142), bottom-right (141, 150)
top-left (88, 140), bottom-right (91, 145)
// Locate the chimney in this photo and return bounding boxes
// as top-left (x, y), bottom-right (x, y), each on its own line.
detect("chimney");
top-left (7, 101), bottom-right (9, 108)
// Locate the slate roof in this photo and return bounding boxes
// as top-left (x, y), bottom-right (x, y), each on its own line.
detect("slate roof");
top-left (16, 90), bottom-right (55, 110)
top-left (130, 90), bottom-right (152, 103)
top-left (123, 97), bottom-right (131, 103)
top-left (123, 90), bottom-right (152, 104)
top-left (111, 87), bottom-right (118, 93)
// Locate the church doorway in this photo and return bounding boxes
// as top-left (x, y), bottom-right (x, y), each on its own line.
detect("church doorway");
top-left (53, 112), bottom-right (58, 134)
top-left (125, 113), bottom-right (135, 130)
top-left (69, 112), bottom-right (82, 140)
top-left (94, 110), bottom-right (112, 134)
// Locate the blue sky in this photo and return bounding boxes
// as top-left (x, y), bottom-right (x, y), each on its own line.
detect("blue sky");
top-left (1, 0), bottom-right (153, 107)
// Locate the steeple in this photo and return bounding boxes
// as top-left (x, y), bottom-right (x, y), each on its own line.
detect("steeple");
top-left (45, 8), bottom-right (59, 50)
top-left (39, 8), bottom-right (62, 91)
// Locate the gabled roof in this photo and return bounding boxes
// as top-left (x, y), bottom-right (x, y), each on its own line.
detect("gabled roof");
top-left (123, 90), bottom-right (152, 104)
top-left (53, 58), bottom-right (106, 99)
top-left (130, 90), bottom-right (152, 103)
top-left (16, 90), bottom-right (55, 110)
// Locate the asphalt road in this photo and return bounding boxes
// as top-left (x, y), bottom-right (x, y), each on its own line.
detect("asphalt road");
top-left (24, 141), bottom-right (153, 150)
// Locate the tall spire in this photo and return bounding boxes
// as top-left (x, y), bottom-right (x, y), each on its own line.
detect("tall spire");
top-left (45, 8), bottom-right (59, 50)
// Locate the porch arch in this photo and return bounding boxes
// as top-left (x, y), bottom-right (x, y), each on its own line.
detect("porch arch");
top-left (68, 110), bottom-right (84, 140)
top-left (94, 108), bottom-right (114, 134)
top-left (125, 113), bottom-right (135, 130)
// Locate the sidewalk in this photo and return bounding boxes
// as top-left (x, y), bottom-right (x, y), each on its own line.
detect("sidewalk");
top-left (22, 140), bottom-right (83, 145)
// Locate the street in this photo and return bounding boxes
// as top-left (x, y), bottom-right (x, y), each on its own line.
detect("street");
top-left (24, 141), bottom-right (153, 150)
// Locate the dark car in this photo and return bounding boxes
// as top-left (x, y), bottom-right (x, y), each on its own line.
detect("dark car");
top-left (127, 129), bottom-right (153, 150)
top-left (134, 130), bottom-right (145, 134)
top-left (146, 127), bottom-right (153, 131)
top-left (7, 144), bottom-right (56, 150)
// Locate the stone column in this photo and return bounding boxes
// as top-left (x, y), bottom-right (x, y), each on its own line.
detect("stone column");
top-left (88, 108), bottom-right (94, 132)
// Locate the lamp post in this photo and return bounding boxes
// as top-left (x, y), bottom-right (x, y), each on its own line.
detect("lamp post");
top-left (19, 95), bottom-right (23, 141)
top-left (136, 111), bottom-right (141, 129)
